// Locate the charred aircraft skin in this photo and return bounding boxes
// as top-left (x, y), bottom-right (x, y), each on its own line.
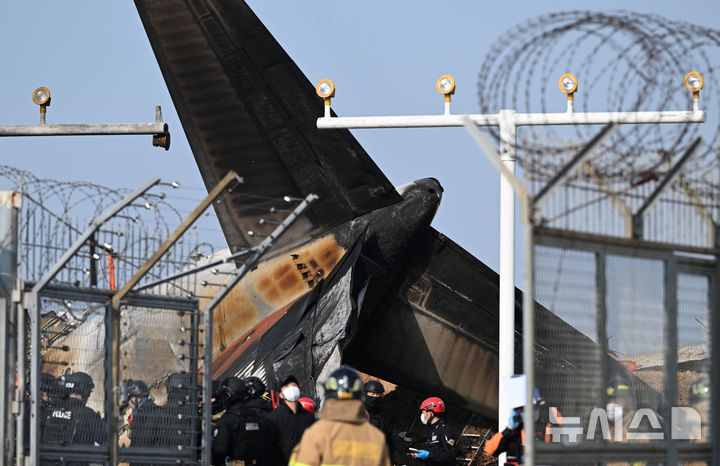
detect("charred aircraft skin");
top-left (209, 177), bottom-right (442, 354)
top-left (135, 0), bottom-right (665, 420)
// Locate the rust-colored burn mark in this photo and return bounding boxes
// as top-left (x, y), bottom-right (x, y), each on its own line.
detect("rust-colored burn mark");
top-left (290, 235), bottom-right (344, 290)
top-left (256, 235), bottom-right (345, 300)
top-left (213, 234), bottom-right (346, 353)
top-left (213, 300), bottom-right (295, 378)
top-left (213, 287), bottom-right (258, 352)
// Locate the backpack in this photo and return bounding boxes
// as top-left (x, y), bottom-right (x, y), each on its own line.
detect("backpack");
top-left (227, 407), bottom-right (278, 464)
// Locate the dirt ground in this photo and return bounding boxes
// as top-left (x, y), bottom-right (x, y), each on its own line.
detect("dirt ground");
top-left (633, 367), bottom-right (704, 406)
top-left (361, 374), bottom-right (499, 466)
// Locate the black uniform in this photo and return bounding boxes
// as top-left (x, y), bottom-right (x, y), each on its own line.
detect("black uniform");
top-left (41, 397), bottom-right (104, 446)
top-left (212, 398), bottom-right (278, 466)
top-left (128, 397), bottom-right (160, 448)
top-left (423, 420), bottom-right (458, 466)
top-left (155, 373), bottom-right (199, 452)
top-left (486, 427), bottom-right (523, 464)
top-left (266, 401), bottom-right (315, 465)
top-left (367, 405), bottom-right (402, 465)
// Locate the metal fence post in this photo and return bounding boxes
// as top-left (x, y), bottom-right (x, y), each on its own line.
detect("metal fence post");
top-left (0, 191), bottom-right (21, 465)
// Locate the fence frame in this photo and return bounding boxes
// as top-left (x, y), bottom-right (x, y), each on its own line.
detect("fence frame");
top-left (532, 226), bottom-right (719, 464)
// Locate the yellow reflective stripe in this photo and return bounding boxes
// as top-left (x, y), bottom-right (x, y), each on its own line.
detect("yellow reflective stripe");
top-left (291, 463), bottom-right (355, 466)
top-left (289, 459), bottom-right (313, 466)
top-left (331, 440), bottom-right (381, 460)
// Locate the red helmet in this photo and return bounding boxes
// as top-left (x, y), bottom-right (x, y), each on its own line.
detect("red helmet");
top-left (420, 396), bottom-right (445, 413)
top-left (298, 397), bottom-right (316, 413)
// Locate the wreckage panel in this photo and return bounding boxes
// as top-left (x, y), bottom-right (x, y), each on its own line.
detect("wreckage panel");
top-left (200, 234), bottom-right (346, 352)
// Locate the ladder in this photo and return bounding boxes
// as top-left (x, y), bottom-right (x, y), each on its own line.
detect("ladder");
top-left (457, 414), bottom-right (493, 466)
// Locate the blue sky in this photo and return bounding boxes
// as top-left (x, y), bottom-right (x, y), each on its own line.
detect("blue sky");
top-left (1, 0), bottom-right (719, 277)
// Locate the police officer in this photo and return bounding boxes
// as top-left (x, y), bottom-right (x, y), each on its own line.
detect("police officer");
top-left (123, 379), bottom-right (158, 448)
top-left (411, 397), bottom-right (458, 466)
top-left (41, 372), bottom-right (104, 446)
top-left (289, 366), bottom-right (390, 466)
top-left (364, 380), bottom-right (402, 465)
top-left (212, 376), bottom-right (278, 465)
top-left (155, 372), bottom-right (199, 451)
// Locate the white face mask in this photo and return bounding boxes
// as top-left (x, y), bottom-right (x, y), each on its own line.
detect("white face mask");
top-left (420, 411), bottom-right (431, 425)
top-left (282, 385), bottom-right (300, 402)
top-left (606, 402), bottom-right (623, 420)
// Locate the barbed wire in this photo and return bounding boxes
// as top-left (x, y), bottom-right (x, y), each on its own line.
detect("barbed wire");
top-left (477, 10), bottom-right (720, 202)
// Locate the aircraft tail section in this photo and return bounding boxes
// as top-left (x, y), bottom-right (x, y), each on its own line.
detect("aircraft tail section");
top-left (134, 0), bottom-right (400, 252)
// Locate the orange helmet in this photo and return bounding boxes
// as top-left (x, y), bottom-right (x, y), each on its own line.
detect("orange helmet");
top-left (420, 396), bottom-right (445, 413)
top-left (298, 397), bottom-right (316, 413)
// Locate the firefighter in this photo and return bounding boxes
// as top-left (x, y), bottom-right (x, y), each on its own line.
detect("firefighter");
top-left (605, 371), bottom-right (637, 440)
top-left (411, 397), bottom-right (458, 466)
top-left (289, 366), bottom-right (390, 466)
top-left (212, 376), bottom-right (278, 466)
top-left (364, 380), bottom-right (402, 465)
top-left (267, 374), bottom-right (315, 465)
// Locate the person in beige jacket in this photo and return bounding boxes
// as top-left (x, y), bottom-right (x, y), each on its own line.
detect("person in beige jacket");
top-left (289, 366), bottom-right (391, 466)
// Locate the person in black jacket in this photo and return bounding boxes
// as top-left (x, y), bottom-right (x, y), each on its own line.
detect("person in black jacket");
top-left (212, 376), bottom-right (278, 466)
top-left (364, 380), bottom-right (402, 465)
top-left (123, 379), bottom-right (159, 448)
top-left (41, 372), bottom-right (105, 447)
top-left (483, 409), bottom-right (524, 465)
top-left (267, 374), bottom-right (315, 465)
top-left (410, 397), bottom-right (458, 466)
top-left (155, 372), bottom-right (199, 452)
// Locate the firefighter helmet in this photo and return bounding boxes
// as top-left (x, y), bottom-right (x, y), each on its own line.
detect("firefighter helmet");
top-left (420, 396), bottom-right (445, 413)
top-left (689, 374), bottom-right (710, 405)
top-left (324, 366), bottom-right (364, 400)
top-left (299, 397), bottom-right (316, 413)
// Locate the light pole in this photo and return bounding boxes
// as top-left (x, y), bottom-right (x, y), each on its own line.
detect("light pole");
top-left (315, 72), bottom-right (705, 465)
top-left (1, 87), bottom-right (170, 149)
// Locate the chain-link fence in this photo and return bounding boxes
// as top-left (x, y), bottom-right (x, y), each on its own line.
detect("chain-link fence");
top-left (532, 229), bottom-right (715, 465)
top-left (32, 285), bottom-right (204, 464)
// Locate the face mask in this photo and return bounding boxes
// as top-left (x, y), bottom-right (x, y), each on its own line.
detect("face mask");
top-left (420, 411), bottom-right (431, 425)
top-left (365, 396), bottom-right (382, 410)
top-left (282, 385), bottom-right (300, 402)
top-left (606, 402), bottom-right (623, 420)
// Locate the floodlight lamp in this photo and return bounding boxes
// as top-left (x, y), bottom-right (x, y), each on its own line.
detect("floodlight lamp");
top-left (103, 242), bottom-right (113, 250)
top-left (316, 79), bottom-right (335, 104)
top-left (684, 71), bottom-right (704, 94)
top-left (558, 73), bottom-right (578, 95)
top-left (171, 181), bottom-right (181, 188)
top-left (436, 75), bottom-right (455, 95)
top-left (32, 87), bottom-right (51, 106)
